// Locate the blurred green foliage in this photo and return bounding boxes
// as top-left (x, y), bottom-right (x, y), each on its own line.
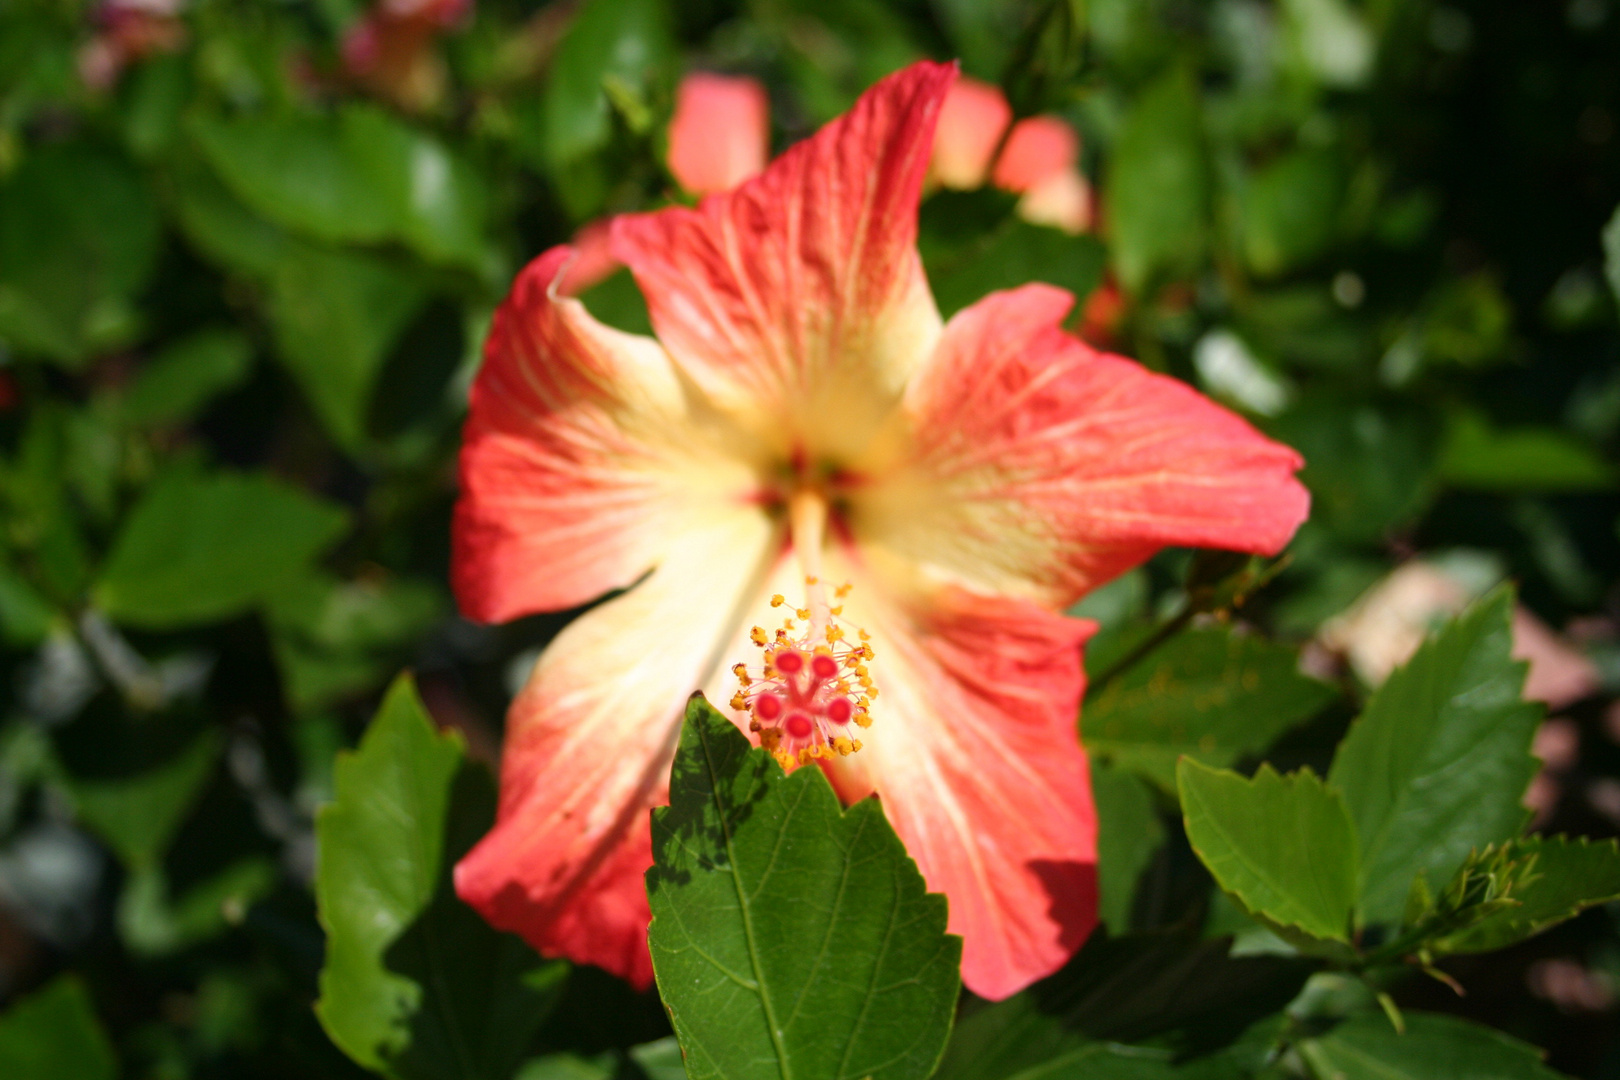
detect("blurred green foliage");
top-left (0, 0), bottom-right (1618, 1077)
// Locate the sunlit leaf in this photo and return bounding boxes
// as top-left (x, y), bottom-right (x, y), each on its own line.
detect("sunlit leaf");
top-left (647, 695), bottom-right (960, 1080)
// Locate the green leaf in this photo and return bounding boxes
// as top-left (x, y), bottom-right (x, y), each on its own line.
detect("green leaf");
top-left (1178, 760), bottom-right (1359, 944)
top-left (70, 730), bottom-right (221, 869)
top-left (647, 695), bottom-right (961, 1080)
top-left (1084, 626), bottom-right (1335, 791)
top-left (1439, 410), bottom-right (1615, 493)
top-left (117, 858), bottom-right (277, 956)
top-left (266, 571), bottom-right (444, 713)
top-left (928, 219), bottom-right (1107, 319)
top-left (191, 105), bottom-right (490, 269)
top-left (1267, 397), bottom-right (1438, 544)
top-left (1240, 148), bottom-right (1344, 278)
top-left (0, 975), bottom-right (117, 1080)
top-left (1430, 836), bottom-right (1620, 955)
top-left (123, 328), bottom-right (254, 428)
top-left (515, 1053), bottom-right (618, 1080)
top-left (934, 930), bottom-right (1312, 1080)
top-left (1091, 761), bottom-right (1163, 933)
top-left (0, 142), bottom-right (160, 365)
top-left (94, 470), bottom-right (350, 629)
top-left (629, 1038), bottom-right (689, 1080)
top-left (543, 0), bottom-right (674, 169)
top-left (1300, 1011), bottom-right (1565, 1080)
top-left (266, 245), bottom-right (431, 450)
top-left (1106, 69), bottom-right (1208, 294)
top-left (1327, 587), bottom-right (1540, 926)
top-left (1603, 201), bottom-right (1620, 308)
top-left (315, 674), bottom-right (563, 1080)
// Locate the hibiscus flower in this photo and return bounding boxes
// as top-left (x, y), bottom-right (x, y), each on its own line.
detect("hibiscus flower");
top-left (451, 60), bottom-right (1309, 1000)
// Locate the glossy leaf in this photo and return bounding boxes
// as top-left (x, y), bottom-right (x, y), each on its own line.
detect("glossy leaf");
top-left (543, 0), bottom-right (673, 168)
top-left (192, 105), bottom-right (490, 268)
top-left (647, 695), bottom-right (961, 1080)
top-left (1328, 587), bottom-right (1540, 925)
top-left (1106, 69), bottom-right (1208, 294)
top-left (315, 674), bottom-right (564, 1080)
top-left (0, 975), bottom-right (117, 1080)
top-left (1084, 625), bottom-right (1335, 791)
top-left (1300, 1011), bottom-right (1565, 1080)
top-left (1179, 760), bottom-right (1359, 943)
top-left (94, 470), bottom-right (350, 629)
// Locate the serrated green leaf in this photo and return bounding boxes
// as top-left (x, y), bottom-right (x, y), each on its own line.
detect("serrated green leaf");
top-left (0, 975), bottom-right (117, 1080)
top-left (1327, 587), bottom-right (1541, 925)
top-left (1085, 626), bottom-right (1335, 791)
top-left (1299, 1011), bottom-right (1566, 1080)
top-left (94, 470), bottom-right (350, 628)
top-left (315, 675), bottom-right (563, 1080)
top-left (1107, 69), bottom-right (1208, 294)
top-left (1179, 760), bottom-right (1359, 943)
top-left (1091, 761), bottom-right (1164, 933)
top-left (1430, 836), bottom-right (1620, 955)
top-left (647, 695), bottom-right (960, 1080)
top-left (123, 328), bottom-right (253, 428)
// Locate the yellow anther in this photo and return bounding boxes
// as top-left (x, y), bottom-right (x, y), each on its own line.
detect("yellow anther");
top-left (774, 750), bottom-right (793, 769)
top-left (852, 739), bottom-right (862, 752)
top-left (833, 737), bottom-right (854, 756)
top-left (805, 575), bottom-right (819, 585)
top-left (732, 662), bottom-right (751, 686)
top-left (866, 686), bottom-right (880, 699)
top-left (858, 629), bottom-right (871, 641)
top-left (730, 692), bottom-right (747, 710)
top-left (854, 712), bottom-right (872, 728)
top-left (770, 594), bottom-right (785, 607)
top-left (854, 664), bottom-right (868, 677)
top-left (783, 619), bottom-right (796, 630)
top-left (813, 645), bottom-right (832, 656)
top-left (835, 583), bottom-right (852, 598)
top-left (760, 728), bottom-right (781, 751)
top-left (825, 625), bottom-right (845, 643)
top-left (830, 605), bottom-right (844, 616)
top-left (750, 626), bottom-right (767, 645)
top-left (796, 607), bottom-right (811, 620)
top-left (798, 748), bottom-right (815, 765)
top-left (775, 629), bottom-right (789, 644)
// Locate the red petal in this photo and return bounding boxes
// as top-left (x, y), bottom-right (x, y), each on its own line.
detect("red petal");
top-left (454, 246), bottom-right (751, 623)
top-left (611, 61), bottom-right (955, 459)
top-left (857, 285), bottom-right (1309, 605)
top-left (667, 72), bottom-right (771, 196)
top-left (454, 513), bottom-right (777, 985)
top-left (826, 570), bottom-right (1099, 1000)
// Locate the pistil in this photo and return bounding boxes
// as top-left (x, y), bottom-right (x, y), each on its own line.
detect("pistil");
top-left (730, 488), bottom-right (878, 769)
